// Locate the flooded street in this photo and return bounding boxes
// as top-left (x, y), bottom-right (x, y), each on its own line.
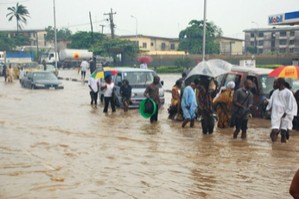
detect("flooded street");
top-left (1, 70), bottom-right (299, 199)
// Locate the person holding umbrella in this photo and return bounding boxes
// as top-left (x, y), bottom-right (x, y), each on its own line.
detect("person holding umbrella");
top-left (266, 78), bottom-right (297, 143)
top-left (197, 77), bottom-right (215, 134)
top-left (88, 75), bottom-right (100, 107)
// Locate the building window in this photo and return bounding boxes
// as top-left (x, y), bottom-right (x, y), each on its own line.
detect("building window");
top-left (290, 31), bottom-right (295, 36)
top-left (250, 41), bottom-right (255, 46)
top-left (258, 41), bottom-right (263, 46)
top-left (161, 43), bottom-right (166, 50)
top-left (257, 49), bottom-right (263, 54)
top-left (279, 48), bottom-right (286, 53)
top-left (151, 42), bottom-right (154, 47)
top-left (258, 32), bottom-right (263, 37)
top-left (170, 43), bottom-right (175, 50)
top-left (250, 33), bottom-right (255, 37)
top-left (280, 31), bottom-right (286, 37)
top-left (142, 42), bottom-right (147, 48)
top-left (279, 39), bottom-right (287, 45)
top-left (290, 40), bottom-right (295, 45)
top-left (290, 48), bottom-right (294, 53)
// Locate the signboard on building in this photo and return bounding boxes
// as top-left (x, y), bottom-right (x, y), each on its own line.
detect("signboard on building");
top-left (268, 11), bottom-right (299, 25)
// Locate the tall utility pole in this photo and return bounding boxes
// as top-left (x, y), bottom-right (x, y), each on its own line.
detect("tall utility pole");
top-left (104, 8), bottom-right (116, 38)
top-left (131, 15), bottom-right (138, 42)
top-left (89, 11), bottom-right (94, 43)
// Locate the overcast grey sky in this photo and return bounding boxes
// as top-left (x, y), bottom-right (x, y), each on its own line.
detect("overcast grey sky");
top-left (0, 0), bottom-right (298, 39)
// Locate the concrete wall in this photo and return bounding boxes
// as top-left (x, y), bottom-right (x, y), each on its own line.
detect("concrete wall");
top-left (123, 54), bottom-right (299, 67)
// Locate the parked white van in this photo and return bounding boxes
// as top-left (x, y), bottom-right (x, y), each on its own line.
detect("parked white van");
top-left (113, 67), bottom-right (165, 108)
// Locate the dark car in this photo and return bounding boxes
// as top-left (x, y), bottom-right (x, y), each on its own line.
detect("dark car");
top-left (20, 71), bottom-right (64, 89)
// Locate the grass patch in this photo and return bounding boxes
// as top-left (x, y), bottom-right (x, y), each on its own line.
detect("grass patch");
top-left (257, 64), bottom-right (281, 69)
top-left (149, 66), bottom-right (187, 73)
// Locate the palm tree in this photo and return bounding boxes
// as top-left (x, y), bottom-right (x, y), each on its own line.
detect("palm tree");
top-left (6, 3), bottom-right (30, 32)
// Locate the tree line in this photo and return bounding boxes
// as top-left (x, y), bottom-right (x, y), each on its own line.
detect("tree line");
top-left (2, 3), bottom-right (222, 57)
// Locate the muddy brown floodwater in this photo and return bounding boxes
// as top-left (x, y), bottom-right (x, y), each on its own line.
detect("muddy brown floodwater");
top-left (0, 70), bottom-right (299, 199)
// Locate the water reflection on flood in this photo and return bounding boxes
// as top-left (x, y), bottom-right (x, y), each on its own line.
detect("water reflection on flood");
top-left (0, 72), bottom-right (299, 199)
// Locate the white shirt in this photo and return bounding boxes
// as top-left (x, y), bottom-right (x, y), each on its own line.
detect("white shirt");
top-left (101, 82), bottom-right (114, 97)
top-left (88, 77), bottom-right (99, 92)
top-left (140, 63), bottom-right (148, 69)
top-left (80, 60), bottom-right (89, 72)
top-left (266, 88), bottom-right (297, 130)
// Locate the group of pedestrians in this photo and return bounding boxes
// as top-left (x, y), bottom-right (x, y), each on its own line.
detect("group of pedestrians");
top-left (168, 72), bottom-right (298, 143)
top-left (2, 64), bottom-right (15, 83)
top-left (87, 73), bottom-right (133, 113)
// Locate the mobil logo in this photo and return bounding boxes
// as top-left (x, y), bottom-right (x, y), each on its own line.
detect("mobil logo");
top-left (268, 14), bottom-right (284, 24)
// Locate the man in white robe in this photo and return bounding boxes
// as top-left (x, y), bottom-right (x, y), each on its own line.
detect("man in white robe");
top-left (266, 78), bottom-right (297, 143)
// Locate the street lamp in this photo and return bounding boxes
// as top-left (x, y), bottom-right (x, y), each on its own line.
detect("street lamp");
top-left (131, 15), bottom-right (138, 45)
top-left (202, 0), bottom-right (207, 61)
top-left (53, 0), bottom-right (58, 68)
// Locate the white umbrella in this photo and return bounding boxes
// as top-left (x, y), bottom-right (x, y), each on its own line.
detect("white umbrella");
top-left (186, 59), bottom-right (233, 79)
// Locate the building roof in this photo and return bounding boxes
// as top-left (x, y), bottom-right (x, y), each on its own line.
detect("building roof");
top-left (219, 36), bottom-right (243, 42)
top-left (119, 34), bottom-right (179, 42)
top-left (0, 29), bottom-right (46, 33)
top-left (244, 26), bottom-right (299, 33)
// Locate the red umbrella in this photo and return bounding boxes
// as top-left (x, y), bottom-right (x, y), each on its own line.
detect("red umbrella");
top-left (138, 56), bottom-right (153, 64)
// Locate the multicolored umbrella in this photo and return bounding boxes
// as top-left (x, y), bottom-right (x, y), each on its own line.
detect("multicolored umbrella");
top-left (91, 67), bottom-right (118, 79)
top-left (268, 65), bottom-right (299, 79)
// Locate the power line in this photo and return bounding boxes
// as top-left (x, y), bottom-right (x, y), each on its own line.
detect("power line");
top-left (59, 19), bottom-right (108, 29)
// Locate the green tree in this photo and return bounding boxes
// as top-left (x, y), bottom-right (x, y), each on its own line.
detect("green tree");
top-left (69, 31), bottom-right (104, 49)
top-left (91, 37), bottom-right (138, 65)
top-left (246, 46), bottom-right (257, 54)
top-left (6, 3), bottom-right (30, 32)
top-left (174, 57), bottom-right (192, 70)
top-left (14, 34), bottom-right (31, 46)
top-left (45, 26), bottom-right (72, 42)
top-left (0, 33), bottom-right (15, 50)
top-left (178, 20), bottom-right (222, 54)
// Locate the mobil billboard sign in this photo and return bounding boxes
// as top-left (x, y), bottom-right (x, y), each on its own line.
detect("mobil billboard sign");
top-left (268, 14), bottom-right (284, 25)
top-left (268, 11), bottom-right (299, 25)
